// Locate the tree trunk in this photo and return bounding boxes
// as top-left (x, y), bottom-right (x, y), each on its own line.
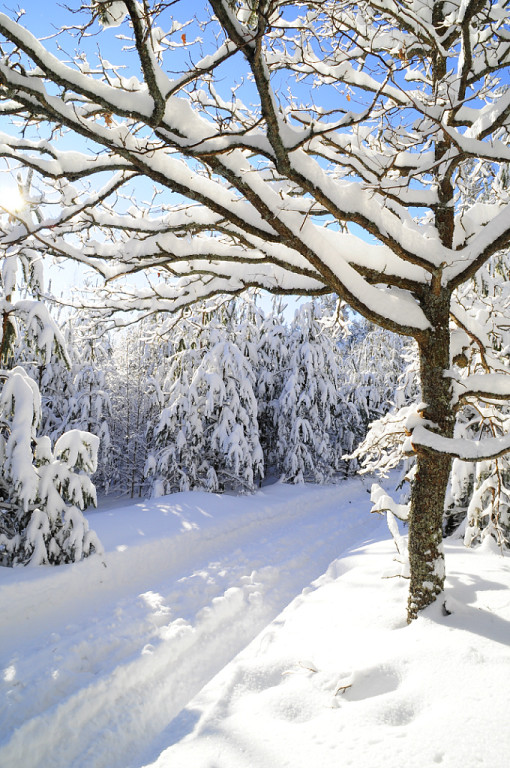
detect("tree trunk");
top-left (407, 286), bottom-right (454, 622)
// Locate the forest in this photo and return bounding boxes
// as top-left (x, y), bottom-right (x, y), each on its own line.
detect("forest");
top-left (1, 254), bottom-right (509, 564)
top-left (1, 2), bottom-right (510, 765)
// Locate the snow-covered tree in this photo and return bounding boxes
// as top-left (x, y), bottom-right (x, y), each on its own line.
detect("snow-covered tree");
top-left (274, 302), bottom-right (341, 483)
top-left (337, 318), bottom-right (408, 474)
top-left (147, 305), bottom-right (263, 494)
top-left (102, 321), bottom-right (160, 497)
top-left (255, 298), bottom-right (290, 479)
top-left (2, 1), bottom-right (510, 618)
top-left (0, 179), bottom-right (102, 566)
top-left (0, 366), bottom-right (101, 565)
top-left (63, 315), bottom-right (113, 492)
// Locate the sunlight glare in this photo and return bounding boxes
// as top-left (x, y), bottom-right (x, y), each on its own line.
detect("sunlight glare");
top-left (0, 185), bottom-right (25, 214)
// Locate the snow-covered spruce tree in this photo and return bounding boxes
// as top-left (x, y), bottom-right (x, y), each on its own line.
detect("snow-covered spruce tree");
top-left (274, 302), bottom-right (341, 483)
top-left (0, 367), bottom-right (102, 565)
top-left (147, 304), bottom-right (264, 494)
top-left (64, 314), bottom-right (113, 491)
top-left (100, 318), bottom-right (163, 497)
top-left (21, 302), bottom-right (75, 445)
top-left (3, 1), bottom-right (510, 618)
top-left (0, 182), bottom-right (102, 566)
top-left (144, 311), bottom-right (205, 495)
top-left (338, 317), bottom-right (408, 475)
top-left (255, 297), bottom-right (290, 479)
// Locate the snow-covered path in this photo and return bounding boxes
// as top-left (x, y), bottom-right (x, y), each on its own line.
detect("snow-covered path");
top-left (0, 480), bottom-right (384, 768)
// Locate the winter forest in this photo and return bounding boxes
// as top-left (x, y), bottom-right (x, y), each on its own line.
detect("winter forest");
top-left (4, 271), bottom-right (510, 555)
top-left (1, 1), bottom-right (510, 766)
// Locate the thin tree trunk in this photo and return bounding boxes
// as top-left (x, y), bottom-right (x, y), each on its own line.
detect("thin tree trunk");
top-left (407, 286), bottom-right (454, 622)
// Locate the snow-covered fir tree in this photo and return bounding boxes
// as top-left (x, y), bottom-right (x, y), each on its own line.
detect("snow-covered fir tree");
top-left (147, 302), bottom-right (263, 494)
top-left (0, 367), bottom-right (102, 565)
top-left (64, 314), bottom-right (112, 492)
top-left (274, 302), bottom-right (341, 484)
top-left (0, 178), bottom-right (102, 565)
top-left (102, 319), bottom-right (161, 497)
top-left (24, 302), bottom-right (74, 445)
top-left (339, 317), bottom-right (409, 474)
top-left (255, 297), bottom-right (290, 480)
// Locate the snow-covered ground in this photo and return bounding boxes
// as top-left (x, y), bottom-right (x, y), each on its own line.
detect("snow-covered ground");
top-left (1, 479), bottom-right (509, 768)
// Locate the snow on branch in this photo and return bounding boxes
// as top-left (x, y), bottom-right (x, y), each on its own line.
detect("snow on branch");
top-left (409, 424), bottom-right (510, 463)
top-left (0, 0), bottom-right (510, 340)
top-left (452, 372), bottom-right (510, 404)
top-left (370, 483), bottom-right (409, 522)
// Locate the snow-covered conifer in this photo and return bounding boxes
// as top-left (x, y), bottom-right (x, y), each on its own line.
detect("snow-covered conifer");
top-left (0, 177), bottom-right (101, 565)
top-left (148, 303), bottom-right (263, 494)
top-left (102, 319), bottom-right (163, 497)
top-left (0, 367), bottom-right (101, 565)
top-left (62, 314), bottom-right (113, 493)
top-left (255, 298), bottom-right (290, 479)
top-left (275, 302), bottom-right (340, 484)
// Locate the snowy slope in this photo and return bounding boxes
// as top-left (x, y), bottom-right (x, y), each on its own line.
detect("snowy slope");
top-left (146, 537), bottom-right (510, 768)
top-left (1, 480), bottom-right (509, 768)
top-left (0, 479), bottom-right (384, 768)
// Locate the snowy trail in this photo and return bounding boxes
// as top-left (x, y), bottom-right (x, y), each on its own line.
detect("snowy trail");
top-left (0, 481), bottom-right (384, 768)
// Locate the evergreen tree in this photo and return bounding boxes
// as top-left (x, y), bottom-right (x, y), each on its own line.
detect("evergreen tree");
top-left (147, 303), bottom-right (263, 494)
top-left (255, 298), bottom-right (290, 479)
top-left (103, 320), bottom-right (160, 497)
top-left (339, 318), bottom-right (409, 474)
top-left (275, 302), bottom-right (341, 484)
top-left (0, 366), bottom-right (102, 565)
top-left (0, 180), bottom-right (102, 565)
top-left (65, 315), bottom-right (113, 492)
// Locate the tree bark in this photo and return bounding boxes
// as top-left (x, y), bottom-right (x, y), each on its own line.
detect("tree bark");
top-left (407, 286), bottom-right (454, 622)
